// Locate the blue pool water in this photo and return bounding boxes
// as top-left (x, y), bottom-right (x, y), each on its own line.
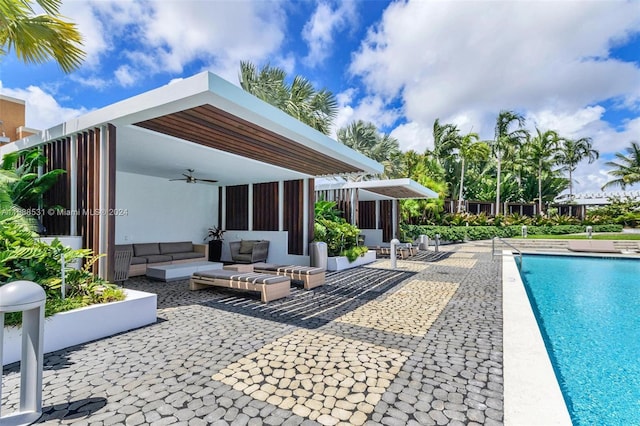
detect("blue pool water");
top-left (520, 254), bottom-right (640, 425)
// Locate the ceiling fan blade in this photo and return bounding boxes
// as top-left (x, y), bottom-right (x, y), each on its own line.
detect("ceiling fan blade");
top-left (198, 178), bottom-right (218, 183)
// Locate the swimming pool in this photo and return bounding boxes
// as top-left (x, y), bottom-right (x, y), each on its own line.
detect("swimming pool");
top-left (520, 254), bottom-right (640, 425)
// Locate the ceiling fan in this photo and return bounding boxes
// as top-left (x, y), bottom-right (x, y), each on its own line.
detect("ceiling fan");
top-left (169, 169), bottom-right (218, 184)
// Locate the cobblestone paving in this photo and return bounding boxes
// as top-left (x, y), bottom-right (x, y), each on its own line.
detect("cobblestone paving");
top-left (364, 260), bottom-right (430, 272)
top-left (1, 243), bottom-right (502, 425)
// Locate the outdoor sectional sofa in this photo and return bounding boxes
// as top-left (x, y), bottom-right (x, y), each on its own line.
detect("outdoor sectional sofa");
top-left (115, 241), bottom-right (208, 276)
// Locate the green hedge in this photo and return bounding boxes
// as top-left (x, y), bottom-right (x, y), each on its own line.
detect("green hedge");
top-left (400, 224), bottom-right (624, 242)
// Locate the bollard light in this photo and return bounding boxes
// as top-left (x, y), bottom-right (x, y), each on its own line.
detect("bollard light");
top-left (521, 225), bottom-right (528, 238)
top-left (435, 234), bottom-right (440, 252)
top-left (0, 281), bottom-right (46, 425)
top-left (586, 226), bottom-right (593, 239)
top-left (390, 238), bottom-right (400, 269)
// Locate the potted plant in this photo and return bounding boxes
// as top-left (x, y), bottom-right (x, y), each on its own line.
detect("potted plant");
top-left (205, 226), bottom-right (225, 262)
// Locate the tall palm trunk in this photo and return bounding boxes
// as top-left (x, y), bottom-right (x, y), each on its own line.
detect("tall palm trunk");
top-left (568, 168), bottom-right (574, 196)
top-left (495, 150), bottom-right (502, 215)
top-left (538, 161), bottom-right (543, 215)
top-left (457, 158), bottom-right (466, 213)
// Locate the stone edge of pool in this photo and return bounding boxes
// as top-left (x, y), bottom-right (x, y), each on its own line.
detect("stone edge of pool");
top-left (502, 250), bottom-right (573, 426)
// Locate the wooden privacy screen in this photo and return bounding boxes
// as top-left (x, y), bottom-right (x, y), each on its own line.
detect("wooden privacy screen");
top-left (283, 180), bottom-right (304, 255)
top-left (42, 138), bottom-right (71, 235)
top-left (253, 182), bottom-right (278, 231)
top-left (380, 200), bottom-right (393, 242)
top-left (358, 201), bottom-right (376, 229)
top-left (226, 185), bottom-right (249, 230)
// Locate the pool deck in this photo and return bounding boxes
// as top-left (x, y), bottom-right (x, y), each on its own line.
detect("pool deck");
top-left (2, 244), bottom-right (511, 425)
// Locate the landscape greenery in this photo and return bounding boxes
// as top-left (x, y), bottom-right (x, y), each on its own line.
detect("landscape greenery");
top-left (240, 61), bottom-right (640, 230)
top-left (0, 149), bottom-right (124, 326)
top-left (313, 200), bottom-right (368, 261)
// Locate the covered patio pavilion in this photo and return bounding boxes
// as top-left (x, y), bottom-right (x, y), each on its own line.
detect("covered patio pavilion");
top-left (315, 178), bottom-right (438, 246)
top-left (1, 72), bottom-right (383, 279)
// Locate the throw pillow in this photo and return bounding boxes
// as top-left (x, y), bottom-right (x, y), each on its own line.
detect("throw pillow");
top-left (239, 240), bottom-right (254, 254)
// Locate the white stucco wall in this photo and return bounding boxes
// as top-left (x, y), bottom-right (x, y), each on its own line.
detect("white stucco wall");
top-left (115, 171), bottom-right (217, 244)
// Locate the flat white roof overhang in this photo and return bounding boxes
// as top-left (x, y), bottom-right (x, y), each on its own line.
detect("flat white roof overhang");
top-left (7, 72), bottom-right (383, 186)
top-left (316, 178), bottom-right (439, 201)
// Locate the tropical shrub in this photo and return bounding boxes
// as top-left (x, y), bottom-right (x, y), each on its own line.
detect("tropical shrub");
top-left (313, 201), bottom-right (367, 262)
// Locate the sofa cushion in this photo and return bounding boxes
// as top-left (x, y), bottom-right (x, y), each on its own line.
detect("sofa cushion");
top-left (239, 240), bottom-right (255, 254)
top-left (160, 241), bottom-right (193, 254)
top-left (134, 243), bottom-right (160, 257)
top-left (130, 256), bottom-right (147, 265)
top-left (233, 253), bottom-right (253, 263)
top-left (141, 254), bottom-right (172, 263)
top-left (170, 252), bottom-right (203, 261)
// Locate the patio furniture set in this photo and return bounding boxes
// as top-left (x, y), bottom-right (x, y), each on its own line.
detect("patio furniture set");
top-left (117, 239), bottom-right (326, 303)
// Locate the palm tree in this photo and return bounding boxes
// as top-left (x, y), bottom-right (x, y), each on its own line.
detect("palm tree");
top-left (525, 128), bottom-right (562, 214)
top-left (556, 137), bottom-right (599, 196)
top-left (492, 111), bottom-right (528, 215)
top-left (337, 120), bottom-right (402, 178)
top-left (441, 132), bottom-right (490, 212)
top-left (601, 141), bottom-right (640, 190)
top-left (0, 0), bottom-right (85, 72)
top-left (239, 61), bottom-right (338, 135)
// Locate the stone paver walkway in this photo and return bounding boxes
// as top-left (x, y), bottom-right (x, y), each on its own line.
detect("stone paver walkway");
top-left (1, 243), bottom-right (502, 425)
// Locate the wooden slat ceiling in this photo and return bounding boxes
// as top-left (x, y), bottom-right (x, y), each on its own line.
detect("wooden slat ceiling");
top-left (365, 186), bottom-right (431, 199)
top-left (133, 104), bottom-right (362, 176)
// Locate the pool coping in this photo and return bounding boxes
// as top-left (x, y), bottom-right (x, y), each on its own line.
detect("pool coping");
top-left (502, 250), bottom-right (573, 426)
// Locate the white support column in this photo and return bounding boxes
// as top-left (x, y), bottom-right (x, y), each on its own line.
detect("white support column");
top-left (303, 178), bottom-right (309, 256)
top-left (248, 184), bottom-right (254, 231)
top-left (278, 181), bottom-right (284, 231)
top-left (69, 135), bottom-right (78, 236)
top-left (375, 200), bottom-right (380, 229)
top-left (349, 188), bottom-right (356, 225)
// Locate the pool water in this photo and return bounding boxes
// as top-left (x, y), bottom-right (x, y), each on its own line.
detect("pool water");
top-left (520, 255), bottom-right (640, 426)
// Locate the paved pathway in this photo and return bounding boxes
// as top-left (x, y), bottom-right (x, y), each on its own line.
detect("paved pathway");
top-left (1, 243), bottom-right (503, 425)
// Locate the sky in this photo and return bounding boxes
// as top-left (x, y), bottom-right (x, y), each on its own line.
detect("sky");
top-left (1, 0), bottom-right (640, 195)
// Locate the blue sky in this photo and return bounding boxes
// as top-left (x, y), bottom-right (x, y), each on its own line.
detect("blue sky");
top-left (1, 0), bottom-right (640, 194)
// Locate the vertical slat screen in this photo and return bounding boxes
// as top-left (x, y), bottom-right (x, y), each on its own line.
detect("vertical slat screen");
top-left (225, 185), bottom-right (248, 230)
top-left (42, 138), bottom-right (71, 235)
top-left (358, 201), bottom-right (376, 229)
top-left (307, 179), bottom-right (315, 244)
top-left (380, 200), bottom-right (392, 242)
top-left (76, 129), bottom-right (101, 274)
top-left (283, 179), bottom-right (304, 255)
top-left (253, 182), bottom-right (278, 231)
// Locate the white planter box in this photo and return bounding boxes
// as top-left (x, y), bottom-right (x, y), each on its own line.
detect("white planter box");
top-left (327, 250), bottom-right (377, 271)
top-left (2, 289), bottom-right (156, 366)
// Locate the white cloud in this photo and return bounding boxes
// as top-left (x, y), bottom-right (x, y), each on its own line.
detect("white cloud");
top-left (332, 89), bottom-right (400, 138)
top-left (302, 1), bottom-right (357, 67)
top-left (0, 84), bottom-right (88, 130)
top-left (349, 0), bottom-right (640, 193)
top-left (389, 121), bottom-right (432, 152)
top-left (61, 0), bottom-right (288, 87)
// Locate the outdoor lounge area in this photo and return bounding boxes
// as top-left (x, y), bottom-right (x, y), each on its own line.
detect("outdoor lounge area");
top-left (0, 242), bottom-right (506, 424)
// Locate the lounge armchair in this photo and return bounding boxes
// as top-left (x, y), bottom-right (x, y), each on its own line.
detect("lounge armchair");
top-left (229, 240), bottom-right (269, 264)
top-left (253, 263), bottom-right (325, 290)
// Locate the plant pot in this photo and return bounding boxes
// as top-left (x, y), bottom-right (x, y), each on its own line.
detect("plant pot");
top-left (208, 240), bottom-right (223, 262)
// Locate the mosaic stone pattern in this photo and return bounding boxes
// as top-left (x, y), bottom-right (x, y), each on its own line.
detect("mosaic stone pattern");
top-left (434, 257), bottom-right (479, 268)
top-left (364, 259), bottom-right (430, 272)
top-left (336, 279), bottom-right (459, 336)
top-left (450, 252), bottom-right (476, 258)
top-left (212, 329), bottom-right (409, 425)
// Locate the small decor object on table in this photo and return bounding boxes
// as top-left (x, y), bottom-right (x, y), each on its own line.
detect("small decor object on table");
top-left (205, 226), bottom-right (225, 262)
